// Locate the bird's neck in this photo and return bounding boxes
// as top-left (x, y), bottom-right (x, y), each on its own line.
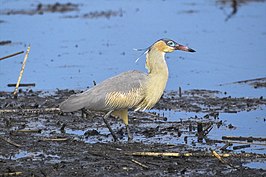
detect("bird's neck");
top-left (146, 48), bottom-right (169, 78)
top-left (139, 48), bottom-right (169, 110)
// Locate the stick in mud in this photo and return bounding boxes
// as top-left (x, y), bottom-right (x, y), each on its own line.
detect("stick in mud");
top-left (211, 150), bottom-right (239, 170)
top-left (222, 135), bottom-right (266, 142)
top-left (178, 86), bottom-right (182, 97)
top-left (0, 137), bottom-right (21, 148)
top-left (41, 138), bottom-right (68, 141)
top-left (15, 129), bottom-right (42, 133)
top-left (232, 144), bottom-right (251, 150)
top-left (206, 138), bottom-right (266, 146)
top-left (0, 51), bottom-right (24, 61)
top-left (197, 122), bottom-right (203, 142)
top-left (220, 142), bottom-right (232, 151)
top-left (131, 159), bottom-right (149, 169)
top-left (13, 45), bottom-right (31, 97)
top-left (203, 124), bottom-right (213, 136)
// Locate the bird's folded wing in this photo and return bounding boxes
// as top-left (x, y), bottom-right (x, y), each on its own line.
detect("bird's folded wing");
top-left (59, 70), bottom-right (147, 112)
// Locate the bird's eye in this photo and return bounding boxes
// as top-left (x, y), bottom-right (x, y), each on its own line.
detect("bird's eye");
top-left (167, 41), bottom-right (175, 47)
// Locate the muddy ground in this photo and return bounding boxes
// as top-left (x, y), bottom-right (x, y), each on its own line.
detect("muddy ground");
top-left (0, 87), bottom-right (265, 177)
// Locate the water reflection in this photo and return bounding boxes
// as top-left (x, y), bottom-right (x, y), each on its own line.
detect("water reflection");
top-left (217, 0), bottom-right (266, 21)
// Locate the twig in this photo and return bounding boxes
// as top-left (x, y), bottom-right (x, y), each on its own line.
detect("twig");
top-left (1, 171), bottom-right (23, 176)
top-left (0, 137), bottom-right (21, 148)
top-left (222, 136), bottom-right (266, 142)
top-left (0, 108), bottom-right (60, 114)
top-left (41, 138), bottom-right (68, 141)
top-left (13, 45), bottom-right (31, 97)
top-left (0, 51), bottom-right (24, 61)
top-left (131, 159), bottom-right (149, 169)
top-left (220, 142), bottom-right (232, 151)
top-left (7, 83), bottom-right (35, 87)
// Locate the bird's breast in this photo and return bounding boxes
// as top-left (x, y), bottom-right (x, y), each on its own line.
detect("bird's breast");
top-left (135, 72), bottom-right (168, 111)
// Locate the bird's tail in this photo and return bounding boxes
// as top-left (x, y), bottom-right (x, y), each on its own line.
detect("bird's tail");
top-left (59, 93), bottom-right (88, 112)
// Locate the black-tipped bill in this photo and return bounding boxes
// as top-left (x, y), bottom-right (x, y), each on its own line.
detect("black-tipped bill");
top-left (175, 44), bottom-right (196, 52)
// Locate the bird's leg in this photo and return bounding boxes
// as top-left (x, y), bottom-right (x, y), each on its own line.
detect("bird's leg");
top-left (102, 110), bottom-right (118, 142)
top-left (81, 108), bottom-right (89, 118)
top-left (126, 125), bottom-right (133, 142)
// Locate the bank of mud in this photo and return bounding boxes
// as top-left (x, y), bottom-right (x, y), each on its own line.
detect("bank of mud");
top-left (0, 89), bottom-right (265, 177)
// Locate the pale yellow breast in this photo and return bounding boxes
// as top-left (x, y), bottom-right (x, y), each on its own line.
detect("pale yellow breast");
top-left (135, 73), bottom-right (168, 111)
top-left (105, 87), bottom-right (144, 110)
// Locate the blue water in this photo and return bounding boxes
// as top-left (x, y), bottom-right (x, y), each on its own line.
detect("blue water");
top-left (0, 0), bottom-right (265, 98)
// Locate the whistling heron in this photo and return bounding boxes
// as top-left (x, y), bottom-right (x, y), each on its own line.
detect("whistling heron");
top-left (60, 39), bottom-right (195, 141)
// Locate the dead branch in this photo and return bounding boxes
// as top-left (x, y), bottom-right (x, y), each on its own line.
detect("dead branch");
top-left (0, 108), bottom-right (60, 114)
top-left (0, 137), bottom-right (21, 148)
top-left (131, 159), bottom-right (149, 169)
top-left (13, 45), bottom-right (31, 97)
top-left (222, 136), bottom-right (266, 142)
top-left (127, 151), bottom-right (266, 158)
top-left (0, 51), bottom-right (24, 61)
top-left (127, 152), bottom-right (215, 157)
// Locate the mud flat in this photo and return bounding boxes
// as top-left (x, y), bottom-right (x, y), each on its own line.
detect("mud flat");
top-left (0, 89), bottom-right (265, 177)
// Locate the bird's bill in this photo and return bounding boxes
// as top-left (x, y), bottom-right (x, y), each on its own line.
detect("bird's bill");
top-left (175, 44), bottom-right (195, 52)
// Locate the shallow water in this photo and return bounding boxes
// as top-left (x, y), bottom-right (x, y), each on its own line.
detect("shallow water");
top-left (0, 0), bottom-right (265, 98)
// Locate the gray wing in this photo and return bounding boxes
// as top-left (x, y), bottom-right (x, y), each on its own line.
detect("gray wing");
top-left (59, 70), bottom-right (147, 112)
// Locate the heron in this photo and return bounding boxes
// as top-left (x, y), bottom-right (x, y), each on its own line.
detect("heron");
top-left (60, 39), bottom-right (195, 141)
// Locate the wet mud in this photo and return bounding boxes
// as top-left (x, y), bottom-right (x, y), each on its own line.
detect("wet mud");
top-left (0, 89), bottom-right (265, 177)
top-left (0, 2), bottom-right (123, 20)
top-left (0, 3), bottom-right (79, 15)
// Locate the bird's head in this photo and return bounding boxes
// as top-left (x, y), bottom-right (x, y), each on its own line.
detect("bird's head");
top-left (152, 39), bottom-right (195, 53)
